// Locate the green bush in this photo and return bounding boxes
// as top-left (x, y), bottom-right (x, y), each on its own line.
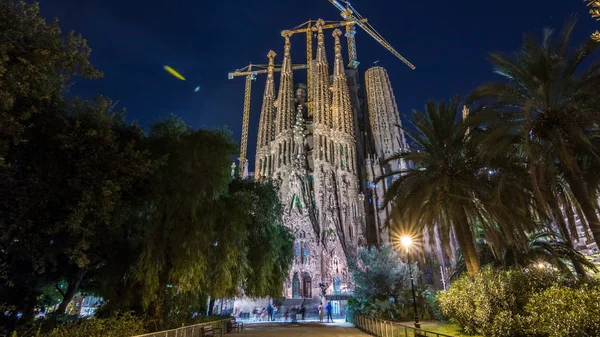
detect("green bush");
top-left (525, 285), bottom-right (600, 337)
top-left (437, 267), bottom-right (561, 336)
top-left (489, 311), bottom-right (530, 337)
top-left (42, 312), bottom-right (145, 337)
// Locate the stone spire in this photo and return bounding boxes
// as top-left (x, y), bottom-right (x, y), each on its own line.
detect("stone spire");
top-left (364, 66), bottom-right (409, 161)
top-left (313, 19), bottom-right (331, 128)
top-left (275, 31), bottom-right (295, 137)
top-left (255, 50), bottom-right (277, 179)
top-left (331, 29), bottom-right (355, 138)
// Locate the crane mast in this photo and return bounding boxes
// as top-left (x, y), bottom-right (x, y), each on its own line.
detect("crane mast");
top-left (328, 0), bottom-right (416, 70)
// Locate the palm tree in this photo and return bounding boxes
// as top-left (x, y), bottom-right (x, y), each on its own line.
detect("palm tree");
top-left (380, 98), bottom-right (536, 275)
top-left (451, 231), bottom-right (598, 279)
top-left (468, 16), bottom-right (600, 249)
top-left (586, 0), bottom-right (600, 41)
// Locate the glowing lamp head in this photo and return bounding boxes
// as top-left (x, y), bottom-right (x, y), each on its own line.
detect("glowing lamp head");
top-left (400, 236), bottom-right (413, 249)
top-left (537, 263), bottom-right (545, 269)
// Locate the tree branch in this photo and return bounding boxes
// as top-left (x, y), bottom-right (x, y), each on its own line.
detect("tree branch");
top-left (55, 284), bottom-right (65, 298)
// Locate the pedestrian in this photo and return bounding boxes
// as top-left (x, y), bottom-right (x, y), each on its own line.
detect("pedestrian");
top-left (318, 303), bottom-right (324, 322)
top-left (272, 306), bottom-right (278, 321)
top-left (260, 308), bottom-right (266, 321)
top-left (253, 307), bottom-right (258, 321)
top-left (267, 304), bottom-right (273, 321)
top-left (291, 307), bottom-right (297, 322)
top-left (326, 301), bottom-right (333, 323)
top-left (284, 310), bottom-right (289, 322)
top-left (300, 304), bottom-right (305, 320)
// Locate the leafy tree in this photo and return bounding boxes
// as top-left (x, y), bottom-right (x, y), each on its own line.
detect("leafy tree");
top-left (349, 245), bottom-right (410, 302)
top-left (0, 97), bottom-right (153, 323)
top-left (380, 98), bottom-right (536, 275)
top-left (229, 178), bottom-right (294, 299)
top-left (135, 120), bottom-right (236, 320)
top-left (131, 120), bottom-right (294, 323)
top-left (468, 16), bottom-right (600, 249)
top-left (0, 0), bottom-right (102, 157)
top-left (0, 0), bottom-right (151, 324)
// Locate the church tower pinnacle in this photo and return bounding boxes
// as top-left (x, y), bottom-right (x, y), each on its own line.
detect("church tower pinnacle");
top-left (331, 29), bottom-right (355, 143)
top-left (255, 50), bottom-right (277, 180)
top-left (273, 31), bottom-right (295, 178)
top-left (313, 19), bottom-right (332, 129)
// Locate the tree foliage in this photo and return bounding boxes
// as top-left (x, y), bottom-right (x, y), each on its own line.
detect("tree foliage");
top-left (381, 98), bottom-right (536, 276)
top-left (349, 246), bottom-right (442, 321)
top-left (349, 246), bottom-right (410, 301)
top-left (438, 267), bottom-right (567, 336)
top-left (468, 15), bottom-right (600, 249)
top-left (526, 284), bottom-right (600, 337)
top-left (42, 312), bottom-right (145, 337)
top-left (439, 267), bottom-right (600, 337)
top-left (451, 231), bottom-right (598, 280)
top-left (0, 0), bottom-right (101, 156)
top-left (0, 2), bottom-right (294, 332)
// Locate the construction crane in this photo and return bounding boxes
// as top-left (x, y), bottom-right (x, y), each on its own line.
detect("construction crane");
top-left (284, 19), bottom-right (369, 104)
top-left (228, 63), bottom-right (308, 177)
top-left (328, 0), bottom-right (416, 70)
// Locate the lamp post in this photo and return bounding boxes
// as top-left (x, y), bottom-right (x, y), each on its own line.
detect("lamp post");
top-left (401, 236), bottom-right (421, 329)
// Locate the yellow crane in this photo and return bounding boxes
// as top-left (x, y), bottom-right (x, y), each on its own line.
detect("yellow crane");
top-left (328, 0), bottom-right (416, 70)
top-left (228, 63), bottom-right (308, 177)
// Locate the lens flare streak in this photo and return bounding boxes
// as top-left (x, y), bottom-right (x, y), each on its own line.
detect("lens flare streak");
top-left (163, 65), bottom-right (186, 81)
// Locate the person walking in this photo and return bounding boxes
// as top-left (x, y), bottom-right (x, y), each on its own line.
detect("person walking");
top-left (291, 307), bottom-right (297, 322)
top-left (272, 306), bottom-right (278, 321)
top-left (300, 304), bottom-right (305, 320)
top-left (267, 304), bottom-right (273, 321)
top-left (318, 303), bottom-right (324, 322)
top-left (326, 302), bottom-right (333, 323)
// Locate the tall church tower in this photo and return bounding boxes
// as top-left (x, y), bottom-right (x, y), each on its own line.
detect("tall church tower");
top-left (273, 31), bottom-right (295, 181)
top-left (363, 66), bottom-right (410, 244)
top-left (255, 50), bottom-right (277, 180)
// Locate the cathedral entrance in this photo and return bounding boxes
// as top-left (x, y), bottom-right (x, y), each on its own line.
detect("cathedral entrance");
top-left (302, 274), bottom-right (312, 298)
top-left (292, 273), bottom-right (300, 298)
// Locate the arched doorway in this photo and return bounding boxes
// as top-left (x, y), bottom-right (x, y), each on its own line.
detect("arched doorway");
top-left (292, 273), bottom-right (300, 298)
top-left (302, 274), bottom-right (312, 298)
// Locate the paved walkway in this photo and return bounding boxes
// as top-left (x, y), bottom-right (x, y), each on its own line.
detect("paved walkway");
top-left (236, 320), bottom-right (369, 337)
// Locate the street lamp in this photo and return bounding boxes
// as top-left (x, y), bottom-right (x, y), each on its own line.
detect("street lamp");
top-left (400, 235), bottom-right (421, 329)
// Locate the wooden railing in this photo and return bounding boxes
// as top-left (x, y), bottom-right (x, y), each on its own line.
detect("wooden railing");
top-left (352, 314), bottom-right (454, 337)
top-left (131, 318), bottom-right (230, 337)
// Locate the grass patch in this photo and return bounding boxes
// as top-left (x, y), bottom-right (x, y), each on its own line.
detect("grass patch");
top-left (420, 322), bottom-right (482, 337)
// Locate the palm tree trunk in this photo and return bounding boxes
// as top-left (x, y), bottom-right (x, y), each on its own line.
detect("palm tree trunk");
top-left (453, 206), bottom-right (480, 275)
top-left (562, 166), bottom-right (600, 250)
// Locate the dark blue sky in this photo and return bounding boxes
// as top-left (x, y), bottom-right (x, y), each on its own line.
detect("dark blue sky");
top-left (41, 0), bottom-right (596, 170)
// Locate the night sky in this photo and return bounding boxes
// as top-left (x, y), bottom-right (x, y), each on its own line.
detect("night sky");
top-left (40, 0), bottom-right (596, 170)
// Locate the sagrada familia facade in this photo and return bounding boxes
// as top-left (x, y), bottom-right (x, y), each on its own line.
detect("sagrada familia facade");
top-left (249, 19), bottom-right (446, 310)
